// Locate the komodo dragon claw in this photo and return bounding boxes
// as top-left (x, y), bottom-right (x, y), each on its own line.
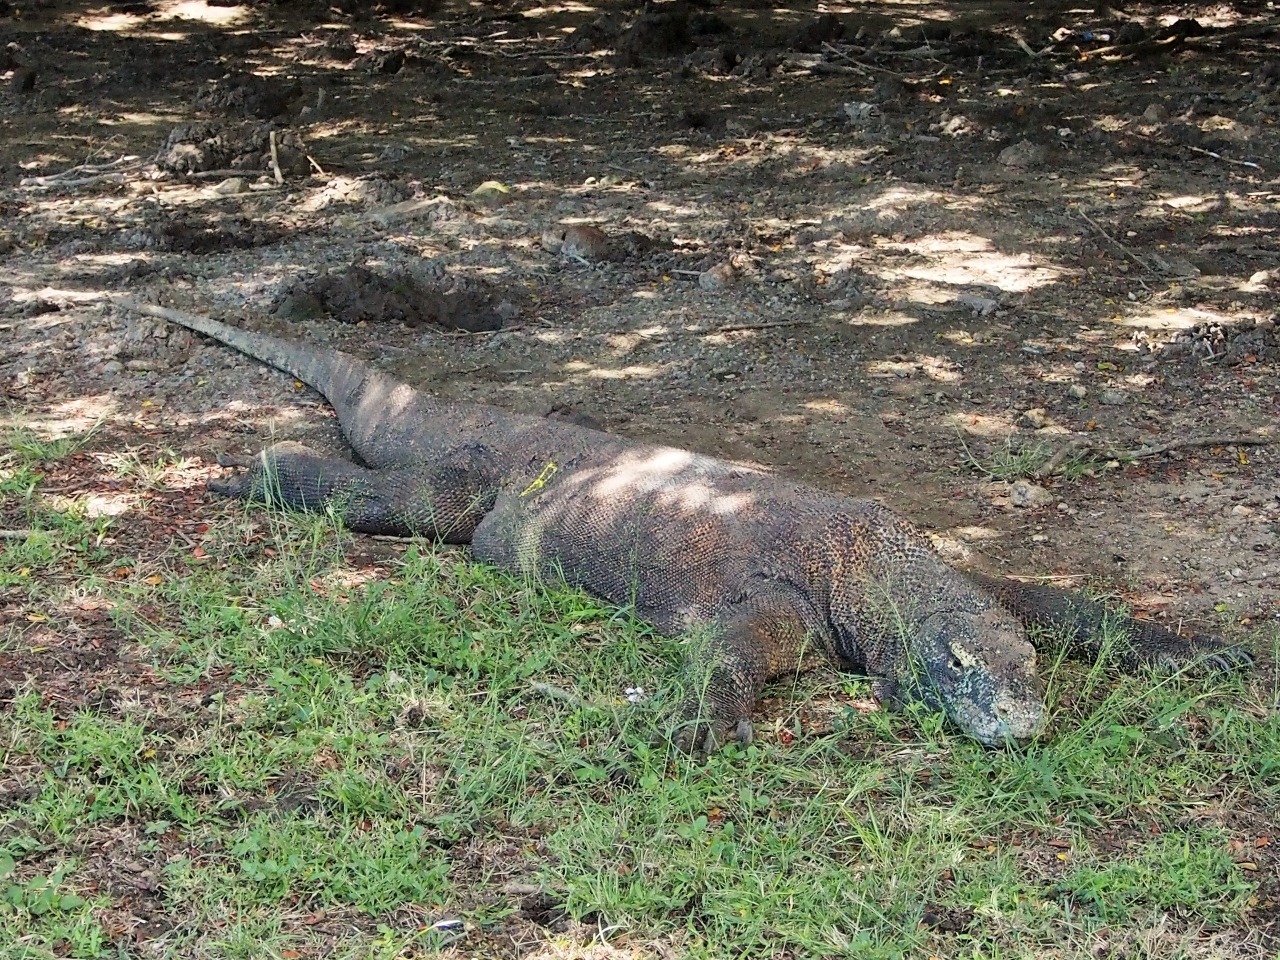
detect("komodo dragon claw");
top-left (1166, 636), bottom-right (1254, 673)
top-left (671, 716), bottom-right (754, 756)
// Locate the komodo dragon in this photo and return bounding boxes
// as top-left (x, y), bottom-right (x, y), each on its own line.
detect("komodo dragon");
top-left (119, 299), bottom-right (1252, 752)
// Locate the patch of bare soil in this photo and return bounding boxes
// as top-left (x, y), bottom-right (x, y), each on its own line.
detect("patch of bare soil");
top-left (0, 0), bottom-right (1278, 951)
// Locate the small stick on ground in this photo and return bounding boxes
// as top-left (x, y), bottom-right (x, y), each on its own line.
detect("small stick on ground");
top-left (1124, 435), bottom-right (1272, 459)
top-left (19, 154), bottom-right (141, 187)
top-left (1187, 145), bottom-right (1264, 172)
top-left (0, 530), bottom-right (33, 539)
top-left (269, 130), bottom-right (284, 185)
top-left (1077, 208), bottom-right (1156, 275)
top-left (711, 319), bottom-right (811, 334)
top-left (1034, 438), bottom-right (1089, 480)
top-left (1036, 435), bottom-right (1271, 477)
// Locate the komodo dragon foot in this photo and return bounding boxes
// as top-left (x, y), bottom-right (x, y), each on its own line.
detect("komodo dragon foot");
top-left (664, 580), bottom-right (830, 756)
top-left (208, 441), bottom-right (498, 541)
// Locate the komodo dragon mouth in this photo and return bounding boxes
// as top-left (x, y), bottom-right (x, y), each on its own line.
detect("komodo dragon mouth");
top-left (115, 298), bottom-right (1255, 755)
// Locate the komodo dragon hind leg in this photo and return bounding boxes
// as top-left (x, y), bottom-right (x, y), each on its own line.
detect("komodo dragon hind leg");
top-left (966, 572), bottom-right (1254, 673)
top-left (209, 441), bottom-right (499, 542)
top-left (670, 582), bottom-right (829, 756)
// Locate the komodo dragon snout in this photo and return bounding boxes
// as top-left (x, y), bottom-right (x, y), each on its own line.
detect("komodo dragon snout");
top-left (905, 609), bottom-right (1045, 746)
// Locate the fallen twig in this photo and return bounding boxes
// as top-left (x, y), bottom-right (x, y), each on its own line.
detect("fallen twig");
top-left (20, 172), bottom-right (133, 191)
top-left (1077, 208), bottom-right (1159, 278)
top-left (820, 42), bottom-right (909, 77)
top-left (1124, 435), bottom-right (1272, 459)
top-left (269, 130), bottom-right (285, 185)
top-left (19, 154), bottom-right (141, 187)
top-left (1033, 440), bottom-right (1085, 480)
top-left (0, 530), bottom-right (32, 539)
top-left (1187, 145), bottom-right (1264, 172)
top-left (1036, 434), bottom-right (1271, 478)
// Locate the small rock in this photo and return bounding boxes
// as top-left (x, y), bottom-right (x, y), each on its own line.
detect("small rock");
top-left (699, 261), bottom-right (735, 292)
top-left (273, 292), bottom-right (326, 323)
top-left (1142, 103), bottom-right (1166, 123)
top-left (212, 177), bottom-right (248, 196)
top-left (543, 224), bottom-right (612, 261)
top-left (469, 180), bottom-right (511, 206)
top-left (1067, 383), bottom-right (1088, 399)
top-left (1098, 389), bottom-right (1127, 406)
top-left (1016, 407), bottom-right (1050, 429)
top-left (11, 67), bottom-right (35, 94)
top-left (955, 293), bottom-right (998, 316)
top-left (1010, 479), bottom-right (1053, 509)
top-left (126, 359), bottom-right (158, 372)
top-left (1231, 504), bottom-right (1253, 517)
top-left (495, 300), bottom-right (520, 322)
top-left (842, 101), bottom-right (878, 125)
top-left (997, 139), bottom-right (1046, 168)
top-left (102, 360), bottom-right (124, 375)
top-left (562, 225), bottom-right (611, 261)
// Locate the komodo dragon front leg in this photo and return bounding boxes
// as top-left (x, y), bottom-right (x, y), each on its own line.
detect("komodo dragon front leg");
top-left (211, 441), bottom-right (499, 541)
top-left (671, 580), bottom-right (833, 755)
top-left (966, 572), bottom-right (1254, 672)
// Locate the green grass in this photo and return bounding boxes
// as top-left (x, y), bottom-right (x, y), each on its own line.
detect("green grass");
top-left (960, 437), bottom-right (1113, 484)
top-left (1, 477), bottom-right (1276, 958)
top-left (4, 423), bottom-right (102, 465)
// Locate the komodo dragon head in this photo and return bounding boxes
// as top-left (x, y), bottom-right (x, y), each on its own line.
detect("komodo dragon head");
top-left (899, 606), bottom-right (1045, 746)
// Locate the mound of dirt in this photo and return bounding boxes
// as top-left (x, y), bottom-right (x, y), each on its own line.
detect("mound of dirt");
top-left (195, 73), bottom-right (302, 121)
top-left (1160, 317), bottom-right (1278, 364)
top-left (157, 123), bottom-right (310, 176)
top-left (130, 212), bottom-right (286, 255)
top-left (275, 264), bottom-right (505, 333)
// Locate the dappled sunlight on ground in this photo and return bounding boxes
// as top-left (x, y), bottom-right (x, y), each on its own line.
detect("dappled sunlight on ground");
top-left (1118, 305), bottom-right (1232, 330)
top-left (945, 411), bottom-right (1018, 438)
top-left (1, 395), bottom-right (116, 437)
top-left (876, 232), bottom-right (1064, 293)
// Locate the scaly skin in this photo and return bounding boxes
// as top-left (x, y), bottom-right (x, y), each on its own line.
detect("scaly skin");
top-left (119, 299), bottom-right (1254, 751)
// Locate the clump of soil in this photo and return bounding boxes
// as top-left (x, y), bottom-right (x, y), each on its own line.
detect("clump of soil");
top-left (275, 264), bottom-right (505, 333)
top-left (787, 13), bottom-right (847, 52)
top-left (156, 122), bottom-right (310, 176)
top-left (196, 73), bottom-right (302, 121)
top-left (139, 212), bottom-right (286, 255)
top-left (1160, 318), bottom-right (1279, 364)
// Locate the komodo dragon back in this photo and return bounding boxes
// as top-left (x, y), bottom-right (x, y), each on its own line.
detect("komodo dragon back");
top-left (119, 299), bottom-right (1254, 754)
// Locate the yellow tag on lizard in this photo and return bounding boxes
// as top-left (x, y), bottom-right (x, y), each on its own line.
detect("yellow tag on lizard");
top-left (520, 462), bottom-right (557, 497)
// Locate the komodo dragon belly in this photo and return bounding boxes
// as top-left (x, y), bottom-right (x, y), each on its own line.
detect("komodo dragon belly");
top-left (470, 443), bottom-right (826, 636)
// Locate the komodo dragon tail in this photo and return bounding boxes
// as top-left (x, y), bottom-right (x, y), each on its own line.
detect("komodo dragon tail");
top-left (116, 298), bottom-right (369, 404)
top-left (963, 570), bottom-right (1253, 672)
